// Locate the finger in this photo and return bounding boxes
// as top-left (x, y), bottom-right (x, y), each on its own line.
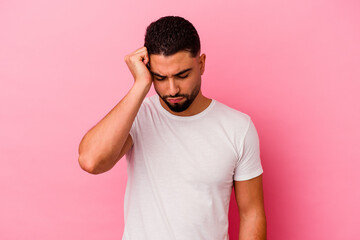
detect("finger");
top-left (143, 57), bottom-right (149, 65)
top-left (142, 51), bottom-right (149, 65)
top-left (133, 46), bottom-right (147, 54)
top-left (133, 49), bottom-right (149, 63)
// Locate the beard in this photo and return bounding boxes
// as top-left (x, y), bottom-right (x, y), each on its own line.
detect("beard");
top-left (156, 80), bottom-right (201, 113)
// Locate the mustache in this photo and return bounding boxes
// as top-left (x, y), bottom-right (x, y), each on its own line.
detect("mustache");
top-left (165, 94), bottom-right (187, 99)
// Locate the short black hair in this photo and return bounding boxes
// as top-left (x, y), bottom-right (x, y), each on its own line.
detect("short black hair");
top-left (144, 16), bottom-right (201, 58)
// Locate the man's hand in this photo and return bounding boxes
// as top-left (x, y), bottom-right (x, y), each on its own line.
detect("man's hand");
top-left (124, 46), bottom-right (153, 89)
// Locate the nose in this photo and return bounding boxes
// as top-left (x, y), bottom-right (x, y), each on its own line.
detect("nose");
top-left (168, 78), bottom-right (180, 96)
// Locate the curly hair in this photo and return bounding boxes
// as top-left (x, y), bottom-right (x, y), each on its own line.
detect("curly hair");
top-left (144, 16), bottom-right (201, 58)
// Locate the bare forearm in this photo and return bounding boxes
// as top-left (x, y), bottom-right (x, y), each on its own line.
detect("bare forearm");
top-left (238, 214), bottom-right (267, 240)
top-left (78, 82), bottom-right (150, 173)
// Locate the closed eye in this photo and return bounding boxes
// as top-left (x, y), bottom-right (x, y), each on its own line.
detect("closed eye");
top-left (155, 74), bottom-right (189, 81)
top-left (178, 74), bottom-right (189, 79)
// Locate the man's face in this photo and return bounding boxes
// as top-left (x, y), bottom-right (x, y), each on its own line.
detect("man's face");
top-left (149, 51), bottom-right (206, 113)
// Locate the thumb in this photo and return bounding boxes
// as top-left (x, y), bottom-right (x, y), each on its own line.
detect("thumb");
top-left (143, 54), bottom-right (149, 65)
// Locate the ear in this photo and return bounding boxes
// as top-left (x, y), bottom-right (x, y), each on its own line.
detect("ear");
top-left (199, 53), bottom-right (206, 75)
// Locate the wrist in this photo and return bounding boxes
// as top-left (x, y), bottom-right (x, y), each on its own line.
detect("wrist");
top-left (132, 81), bottom-right (151, 96)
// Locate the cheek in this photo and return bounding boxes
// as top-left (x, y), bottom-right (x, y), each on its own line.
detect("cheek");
top-left (187, 76), bottom-right (200, 88)
top-left (153, 81), bottom-right (161, 89)
top-left (153, 82), bottom-right (165, 94)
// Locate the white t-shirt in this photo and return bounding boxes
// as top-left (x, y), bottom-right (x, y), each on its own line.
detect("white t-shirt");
top-left (123, 94), bottom-right (263, 240)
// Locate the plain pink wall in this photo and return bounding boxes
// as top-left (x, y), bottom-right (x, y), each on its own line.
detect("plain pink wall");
top-left (1, 0), bottom-right (359, 239)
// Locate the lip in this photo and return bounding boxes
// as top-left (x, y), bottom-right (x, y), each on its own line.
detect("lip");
top-left (168, 97), bottom-right (184, 103)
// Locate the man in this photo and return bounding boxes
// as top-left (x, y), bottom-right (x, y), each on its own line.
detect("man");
top-left (78, 16), bottom-right (266, 240)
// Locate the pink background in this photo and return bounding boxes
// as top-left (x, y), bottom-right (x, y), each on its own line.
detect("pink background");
top-left (1, 0), bottom-right (359, 239)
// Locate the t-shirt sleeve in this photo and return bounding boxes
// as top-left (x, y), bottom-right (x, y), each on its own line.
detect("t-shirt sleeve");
top-left (233, 118), bottom-right (264, 181)
top-left (128, 98), bottom-right (146, 145)
top-left (129, 115), bottom-right (138, 143)
top-left (125, 106), bottom-right (141, 158)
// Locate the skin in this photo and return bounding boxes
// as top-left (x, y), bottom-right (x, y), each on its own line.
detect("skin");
top-left (234, 175), bottom-right (267, 240)
top-left (149, 50), bottom-right (212, 116)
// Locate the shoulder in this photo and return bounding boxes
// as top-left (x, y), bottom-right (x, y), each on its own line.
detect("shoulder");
top-left (136, 94), bottom-right (157, 113)
top-left (141, 94), bottom-right (155, 107)
top-left (211, 99), bottom-right (251, 127)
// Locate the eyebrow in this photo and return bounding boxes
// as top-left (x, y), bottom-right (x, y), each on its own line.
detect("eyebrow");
top-left (150, 68), bottom-right (192, 78)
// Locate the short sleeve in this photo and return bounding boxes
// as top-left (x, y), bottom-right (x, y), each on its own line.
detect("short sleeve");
top-left (128, 98), bottom-right (146, 145)
top-left (233, 118), bottom-right (264, 181)
top-left (129, 115), bottom-right (137, 144)
top-left (125, 106), bottom-right (141, 158)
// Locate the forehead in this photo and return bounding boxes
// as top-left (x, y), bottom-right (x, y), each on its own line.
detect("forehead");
top-left (149, 51), bottom-right (197, 74)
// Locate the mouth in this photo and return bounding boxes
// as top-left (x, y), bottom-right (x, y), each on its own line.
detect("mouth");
top-left (167, 97), bottom-right (184, 103)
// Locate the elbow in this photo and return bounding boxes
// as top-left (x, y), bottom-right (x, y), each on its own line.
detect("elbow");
top-left (78, 154), bottom-right (100, 175)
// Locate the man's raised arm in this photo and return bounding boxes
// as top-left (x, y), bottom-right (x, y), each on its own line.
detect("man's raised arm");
top-left (78, 46), bottom-right (152, 174)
